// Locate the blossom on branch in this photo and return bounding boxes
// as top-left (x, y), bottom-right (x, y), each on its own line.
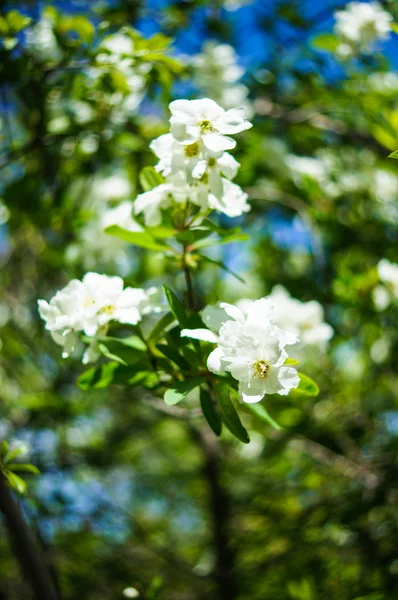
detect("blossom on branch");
top-left (182, 299), bottom-right (300, 403)
top-left (38, 274), bottom-right (162, 362)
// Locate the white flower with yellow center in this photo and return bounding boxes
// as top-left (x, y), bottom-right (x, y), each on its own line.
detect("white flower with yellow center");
top-left (182, 300), bottom-right (299, 403)
top-left (169, 98), bottom-right (252, 153)
top-left (38, 274), bottom-right (162, 361)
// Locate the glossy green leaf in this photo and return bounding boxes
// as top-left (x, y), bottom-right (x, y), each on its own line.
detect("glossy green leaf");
top-left (246, 402), bottom-right (281, 430)
top-left (164, 378), bottom-right (203, 406)
top-left (214, 381), bottom-right (250, 443)
top-left (6, 463), bottom-right (40, 475)
top-left (388, 149), bottom-right (398, 159)
top-left (148, 312), bottom-right (176, 343)
top-left (3, 470), bottom-right (27, 494)
top-left (290, 373), bottom-right (320, 397)
top-left (200, 387), bottom-right (222, 436)
top-left (105, 226), bottom-right (171, 252)
top-left (162, 285), bottom-right (189, 328)
top-left (77, 362), bottom-right (119, 390)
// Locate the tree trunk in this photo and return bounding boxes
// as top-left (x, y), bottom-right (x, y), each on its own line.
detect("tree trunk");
top-left (192, 427), bottom-right (237, 600)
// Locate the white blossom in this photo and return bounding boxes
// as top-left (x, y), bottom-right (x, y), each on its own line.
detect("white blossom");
top-left (182, 299), bottom-right (299, 403)
top-left (38, 274), bottom-right (162, 361)
top-left (169, 98), bottom-right (252, 153)
top-left (334, 2), bottom-right (392, 54)
top-left (192, 42), bottom-right (252, 114)
top-left (238, 286), bottom-right (333, 355)
top-left (377, 259), bottom-right (398, 298)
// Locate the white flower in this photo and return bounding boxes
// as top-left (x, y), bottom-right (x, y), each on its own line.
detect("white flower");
top-left (238, 286), bottom-right (333, 355)
top-left (377, 259), bottom-right (398, 298)
top-left (169, 98), bottom-right (252, 153)
top-left (38, 274), bottom-right (162, 361)
top-left (150, 133), bottom-right (240, 195)
top-left (191, 42), bottom-right (252, 114)
top-left (334, 1), bottom-right (392, 54)
top-left (182, 299), bottom-right (299, 403)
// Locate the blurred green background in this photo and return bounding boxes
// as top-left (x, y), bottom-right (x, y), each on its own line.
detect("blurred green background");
top-left (0, 1), bottom-right (398, 599)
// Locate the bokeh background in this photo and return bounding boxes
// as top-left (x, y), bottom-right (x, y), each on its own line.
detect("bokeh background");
top-left (1, 1), bottom-right (398, 599)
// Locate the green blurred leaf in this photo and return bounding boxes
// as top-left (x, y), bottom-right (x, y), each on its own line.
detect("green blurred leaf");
top-left (3, 470), bottom-right (27, 494)
top-left (312, 33), bottom-right (339, 52)
top-left (388, 149), bottom-right (398, 159)
top-left (139, 166), bottom-right (165, 192)
top-left (6, 463), bottom-right (40, 475)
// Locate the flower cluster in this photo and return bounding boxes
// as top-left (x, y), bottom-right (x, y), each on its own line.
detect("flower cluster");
top-left (373, 259), bottom-right (398, 310)
top-left (238, 286), bottom-right (333, 358)
top-left (38, 273), bottom-right (162, 363)
top-left (192, 42), bottom-right (252, 114)
top-left (334, 1), bottom-right (392, 57)
top-left (182, 298), bottom-right (300, 403)
top-left (134, 98), bottom-right (252, 226)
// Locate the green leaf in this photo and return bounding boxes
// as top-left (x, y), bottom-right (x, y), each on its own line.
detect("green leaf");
top-left (0, 441), bottom-right (9, 458)
top-left (391, 23), bottom-right (398, 34)
top-left (175, 227), bottom-right (211, 245)
top-left (290, 373), bottom-right (319, 397)
top-left (77, 362), bottom-right (119, 390)
top-left (285, 357), bottom-right (300, 366)
top-left (97, 337), bottom-right (146, 366)
top-left (3, 446), bottom-right (27, 464)
top-left (214, 381), bottom-right (250, 443)
top-left (200, 255), bottom-right (245, 283)
top-left (162, 285), bottom-right (189, 328)
top-left (57, 15), bottom-right (95, 43)
top-left (246, 403), bottom-right (281, 430)
top-left (6, 10), bottom-right (32, 33)
top-left (3, 470), bottom-right (27, 494)
top-left (164, 378), bottom-right (203, 406)
top-left (6, 463), bottom-right (40, 475)
top-left (388, 149), bottom-right (398, 159)
top-left (98, 343), bottom-right (128, 366)
top-left (145, 225), bottom-right (177, 239)
top-left (139, 166), bottom-right (165, 191)
top-left (193, 232), bottom-right (248, 250)
top-left (312, 33), bottom-right (339, 52)
top-left (200, 387), bottom-right (222, 436)
top-left (105, 225), bottom-right (171, 252)
top-left (148, 312), bottom-right (176, 343)
top-left (156, 343), bottom-right (190, 371)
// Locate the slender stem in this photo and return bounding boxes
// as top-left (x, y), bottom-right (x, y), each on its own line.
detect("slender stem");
top-left (0, 474), bottom-right (61, 600)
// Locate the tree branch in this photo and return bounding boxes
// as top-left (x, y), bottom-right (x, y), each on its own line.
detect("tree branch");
top-left (190, 426), bottom-right (237, 600)
top-left (0, 474), bottom-right (61, 600)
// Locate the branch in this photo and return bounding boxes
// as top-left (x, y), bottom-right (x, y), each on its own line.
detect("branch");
top-left (0, 474), bottom-right (61, 600)
top-left (190, 425), bottom-right (237, 600)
